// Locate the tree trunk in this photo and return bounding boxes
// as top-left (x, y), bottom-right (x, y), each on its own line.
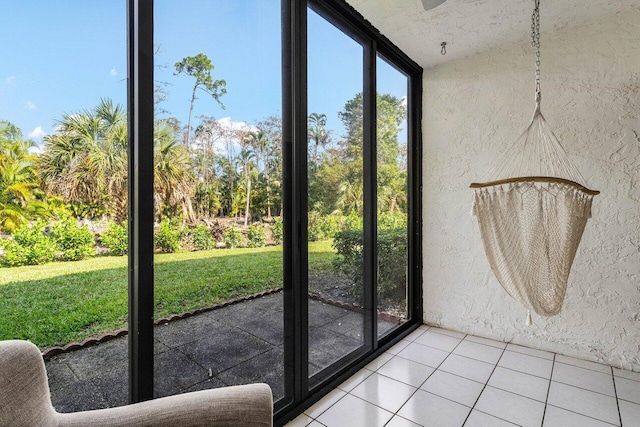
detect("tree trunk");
top-left (265, 166), bottom-right (272, 219)
top-left (244, 178), bottom-right (251, 226)
top-left (186, 84), bottom-right (197, 147)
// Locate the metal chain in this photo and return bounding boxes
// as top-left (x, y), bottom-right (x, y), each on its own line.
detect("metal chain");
top-left (531, 0), bottom-right (541, 102)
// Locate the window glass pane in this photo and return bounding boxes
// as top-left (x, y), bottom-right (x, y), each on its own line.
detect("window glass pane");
top-left (307, 8), bottom-right (366, 379)
top-left (153, 0), bottom-right (284, 402)
top-left (376, 56), bottom-right (409, 338)
top-left (0, 1), bottom-right (129, 411)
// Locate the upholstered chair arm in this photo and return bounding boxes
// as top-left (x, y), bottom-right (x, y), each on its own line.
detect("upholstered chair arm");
top-left (56, 383), bottom-right (273, 427)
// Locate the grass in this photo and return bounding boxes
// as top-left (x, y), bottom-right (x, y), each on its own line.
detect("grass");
top-left (0, 241), bottom-right (335, 349)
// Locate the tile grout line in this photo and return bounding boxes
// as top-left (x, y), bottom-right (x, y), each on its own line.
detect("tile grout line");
top-left (294, 327), bottom-right (636, 426)
top-left (461, 344), bottom-right (508, 426)
top-left (381, 326), bottom-right (433, 427)
top-left (612, 365), bottom-right (623, 427)
top-left (553, 359), bottom-right (613, 375)
top-left (540, 352), bottom-right (556, 426)
top-left (549, 379), bottom-right (619, 399)
top-left (306, 327), bottom-right (430, 426)
top-left (335, 328), bottom-right (430, 427)
top-left (383, 329), bottom-right (468, 426)
top-left (544, 403), bottom-right (619, 426)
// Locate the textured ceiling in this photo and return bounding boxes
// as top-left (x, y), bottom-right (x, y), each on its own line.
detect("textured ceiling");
top-left (346, 0), bottom-right (640, 68)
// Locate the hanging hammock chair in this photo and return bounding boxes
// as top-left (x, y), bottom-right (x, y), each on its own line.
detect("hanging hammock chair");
top-left (470, 0), bottom-right (599, 323)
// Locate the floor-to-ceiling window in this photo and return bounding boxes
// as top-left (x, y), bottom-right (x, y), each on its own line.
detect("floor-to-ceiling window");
top-left (152, 0), bottom-right (285, 402)
top-left (0, 0), bottom-right (420, 421)
top-left (0, 1), bottom-right (129, 411)
top-left (376, 54), bottom-right (411, 339)
top-left (278, 0), bottom-right (422, 422)
top-left (307, 6), bottom-right (367, 382)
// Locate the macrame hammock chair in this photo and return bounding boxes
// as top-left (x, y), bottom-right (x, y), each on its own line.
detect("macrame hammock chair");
top-left (470, 0), bottom-right (599, 325)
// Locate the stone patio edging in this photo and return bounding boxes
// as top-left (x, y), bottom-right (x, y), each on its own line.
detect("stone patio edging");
top-left (41, 288), bottom-right (403, 359)
top-left (41, 288), bottom-right (283, 359)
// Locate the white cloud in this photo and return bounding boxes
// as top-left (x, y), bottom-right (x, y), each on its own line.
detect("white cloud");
top-left (28, 145), bottom-right (43, 155)
top-left (217, 117), bottom-right (257, 133)
top-left (28, 126), bottom-right (46, 139)
top-left (110, 68), bottom-right (117, 77)
top-left (193, 117), bottom-right (259, 156)
top-left (25, 100), bottom-right (37, 110)
top-left (5, 75), bottom-right (15, 85)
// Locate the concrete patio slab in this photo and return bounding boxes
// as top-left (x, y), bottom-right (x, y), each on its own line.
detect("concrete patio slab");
top-left (45, 291), bottom-right (396, 413)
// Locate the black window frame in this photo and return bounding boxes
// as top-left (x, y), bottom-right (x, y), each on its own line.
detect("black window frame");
top-left (126, 0), bottom-right (422, 422)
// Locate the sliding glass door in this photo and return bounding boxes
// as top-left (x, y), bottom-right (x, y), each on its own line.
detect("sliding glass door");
top-left (376, 55), bottom-right (411, 339)
top-left (152, 0), bottom-right (285, 402)
top-left (0, 0), bottom-right (129, 412)
top-left (307, 7), bottom-right (367, 381)
top-left (0, 0), bottom-right (420, 422)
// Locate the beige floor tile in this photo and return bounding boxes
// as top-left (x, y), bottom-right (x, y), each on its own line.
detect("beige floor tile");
top-left (396, 341), bottom-right (449, 368)
top-left (438, 354), bottom-right (495, 384)
top-left (475, 386), bottom-right (545, 427)
top-left (316, 394), bottom-right (393, 427)
top-left (488, 366), bottom-right (550, 402)
top-left (351, 372), bottom-right (416, 413)
top-left (398, 389), bottom-right (471, 427)
top-left (547, 381), bottom-right (619, 425)
top-left (420, 369), bottom-right (484, 407)
top-left (377, 356), bottom-right (434, 387)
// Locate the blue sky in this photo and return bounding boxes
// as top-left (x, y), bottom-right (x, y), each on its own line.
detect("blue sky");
top-left (1, 1), bottom-right (407, 146)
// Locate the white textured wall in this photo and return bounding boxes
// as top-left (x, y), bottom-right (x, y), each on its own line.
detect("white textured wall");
top-left (422, 10), bottom-right (640, 371)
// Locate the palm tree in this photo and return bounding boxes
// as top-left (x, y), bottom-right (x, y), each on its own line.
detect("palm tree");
top-left (337, 181), bottom-right (363, 215)
top-left (237, 136), bottom-right (256, 226)
top-left (246, 130), bottom-right (272, 218)
top-left (308, 113), bottom-right (330, 173)
top-left (39, 99), bottom-right (128, 220)
top-left (0, 123), bottom-right (47, 232)
top-left (39, 99), bottom-right (196, 223)
top-left (154, 120), bottom-right (196, 222)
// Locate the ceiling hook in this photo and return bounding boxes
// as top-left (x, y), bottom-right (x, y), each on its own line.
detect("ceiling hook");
top-left (441, 41), bottom-right (447, 55)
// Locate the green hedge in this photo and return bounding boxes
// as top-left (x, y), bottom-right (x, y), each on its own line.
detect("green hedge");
top-left (223, 226), bottom-right (243, 249)
top-left (0, 221), bottom-right (56, 267)
top-left (50, 217), bottom-right (95, 261)
top-left (247, 224), bottom-right (266, 248)
top-left (102, 221), bottom-right (128, 256)
top-left (332, 227), bottom-right (407, 298)
top-left (155, 219), bottom-right (184, 253)
top-left (190, 224), bottom-right (214, 250)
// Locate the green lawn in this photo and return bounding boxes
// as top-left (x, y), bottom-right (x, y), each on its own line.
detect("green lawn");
top-left (0, 241), bottom-right (335, 349)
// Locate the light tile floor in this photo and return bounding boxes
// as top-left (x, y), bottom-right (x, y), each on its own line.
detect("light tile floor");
top-left (285, 325), bottom-right (640, 427)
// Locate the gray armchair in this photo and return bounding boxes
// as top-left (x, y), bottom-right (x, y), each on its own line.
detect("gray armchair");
top-left (0, 340), bottom-right (273, 427)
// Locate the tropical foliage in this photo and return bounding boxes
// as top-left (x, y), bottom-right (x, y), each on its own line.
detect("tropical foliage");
top-left (0, 122), bottom-right (47, 232)
top-left (0, 221), bottom-right (56, 267)
top-left (1, 53), bottom-right (408, 275)
top-left (38, 99), bottom-right (129, 222)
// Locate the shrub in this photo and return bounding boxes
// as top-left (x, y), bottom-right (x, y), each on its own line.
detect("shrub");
top-left (376, 228), bottom-right (407, 297)
top-left (155, 219), bottom-right (182, 253)
top-left (308, 211), bottom-right (343, 241)
top-left (378, 211), bottom-right (407, 230)
top-left (332, 227), bottom-right (407, 298)
top-left (50, 217), bottom-right (95, 261)
top-left (343, 210), bottom-right (363, 231)
top-left (190, 224), bottom-right (214, 250)
top-left (247, 223), bottom-right (266, 248)
top-left (317, 213), bottom-right (344, 239)
top-left (332, 229), bottom-right (363, 284)
top-left (0, 221), bottom-right (56, 267)
top-left (102, 221), bottom-right (128, 256)
top-left (272, 217), bottom-right (283, 245)
top-left (223, 226), bottom-right (243, 249)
